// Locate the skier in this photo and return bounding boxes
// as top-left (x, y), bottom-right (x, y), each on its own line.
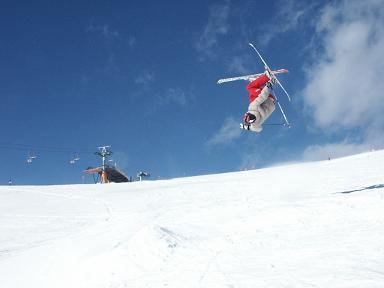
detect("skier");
top-left (241, 69), bottom-right (277, 132)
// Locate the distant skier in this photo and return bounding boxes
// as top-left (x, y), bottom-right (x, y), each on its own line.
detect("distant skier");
top-left (240, 70), bottom-right (277, 132)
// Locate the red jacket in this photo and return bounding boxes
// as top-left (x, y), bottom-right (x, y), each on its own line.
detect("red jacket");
top-left (246, 74), bottom-right (275, 103)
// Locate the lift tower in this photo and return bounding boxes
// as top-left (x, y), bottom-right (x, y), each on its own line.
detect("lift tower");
top-left (95, 146), bottom-right (113, 183)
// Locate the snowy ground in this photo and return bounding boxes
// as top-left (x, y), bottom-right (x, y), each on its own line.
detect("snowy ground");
top-left (1, 151), bottom-right (384, 287)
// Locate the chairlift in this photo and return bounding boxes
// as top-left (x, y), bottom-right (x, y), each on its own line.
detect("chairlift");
top-left (136, 171), bottom-right (150, 181)
top-left (70, 155), bottom-right (80, 164)
top-left (27, 151), bottom-right (37, 163)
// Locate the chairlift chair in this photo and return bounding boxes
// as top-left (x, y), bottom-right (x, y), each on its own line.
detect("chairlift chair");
top-left (27, 151), bottom-right (36, 163)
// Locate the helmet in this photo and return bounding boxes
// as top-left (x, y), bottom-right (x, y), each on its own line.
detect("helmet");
top-left (243, 112), bottom-right (256, 124)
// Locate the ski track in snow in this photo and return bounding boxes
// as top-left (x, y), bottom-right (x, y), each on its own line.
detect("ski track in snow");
top-left (1, 150), bottom-right (384, 287)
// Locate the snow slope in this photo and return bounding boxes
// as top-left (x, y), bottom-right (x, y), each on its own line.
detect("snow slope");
top-left (1, 150), bottom-right (384, 287)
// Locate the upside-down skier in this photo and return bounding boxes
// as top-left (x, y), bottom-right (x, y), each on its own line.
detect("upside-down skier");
top-left (240, 69), bottom-right (277, 132)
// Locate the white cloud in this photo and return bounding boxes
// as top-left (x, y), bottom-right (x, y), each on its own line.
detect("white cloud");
top-left (86, 21), bottom-right (126, 71)
top-left (100, 25), bottom-right (120, 40)
top-left (301, 124), bottom-right (384, 161)
top-left (87, 21), bottom-right (135, 48)
top-left (195, 0), bottom-right (231, 59)
top-left (143, 87), bottom-right (194, 115)
top-left (302, 0), bottom-right (384, 131)
top-left (157, 88), bottom-right (192, 107)
top-left (302, 141), bottom-right (372, 161)
top-left (260, 0), bottom-right (314, 46)
top-left (87, 22), bottom-right (120, 41)
top-left (134, 71), bottom-right (155, 86)
top-left (128, 36), bottom-right (136, 47)
top-left (206, 117), bottom-right (242, 146)
top-left (226, 55), bottom-right (251, 74)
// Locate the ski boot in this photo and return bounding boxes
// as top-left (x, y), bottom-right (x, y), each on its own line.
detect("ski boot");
top-left (240, 123), bottom-right (250, 130)
top-left (265, 66), bottom-right (277, 88)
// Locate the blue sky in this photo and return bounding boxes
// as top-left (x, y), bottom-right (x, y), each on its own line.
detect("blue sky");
top-left (1, 0), bottom-right (383, 185)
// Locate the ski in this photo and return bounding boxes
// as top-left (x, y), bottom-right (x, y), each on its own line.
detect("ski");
top-left (217, 69), bottom-right (288, 84)
top-left (248, 43), bottom-right (292, 127)
top-left (248, 43), bottom-right (292, 102)
top-left (276, 99), bottom-right (291, 128)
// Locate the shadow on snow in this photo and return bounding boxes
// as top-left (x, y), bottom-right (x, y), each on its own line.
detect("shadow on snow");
top-left (338, 184), bottom-right (384, 194)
